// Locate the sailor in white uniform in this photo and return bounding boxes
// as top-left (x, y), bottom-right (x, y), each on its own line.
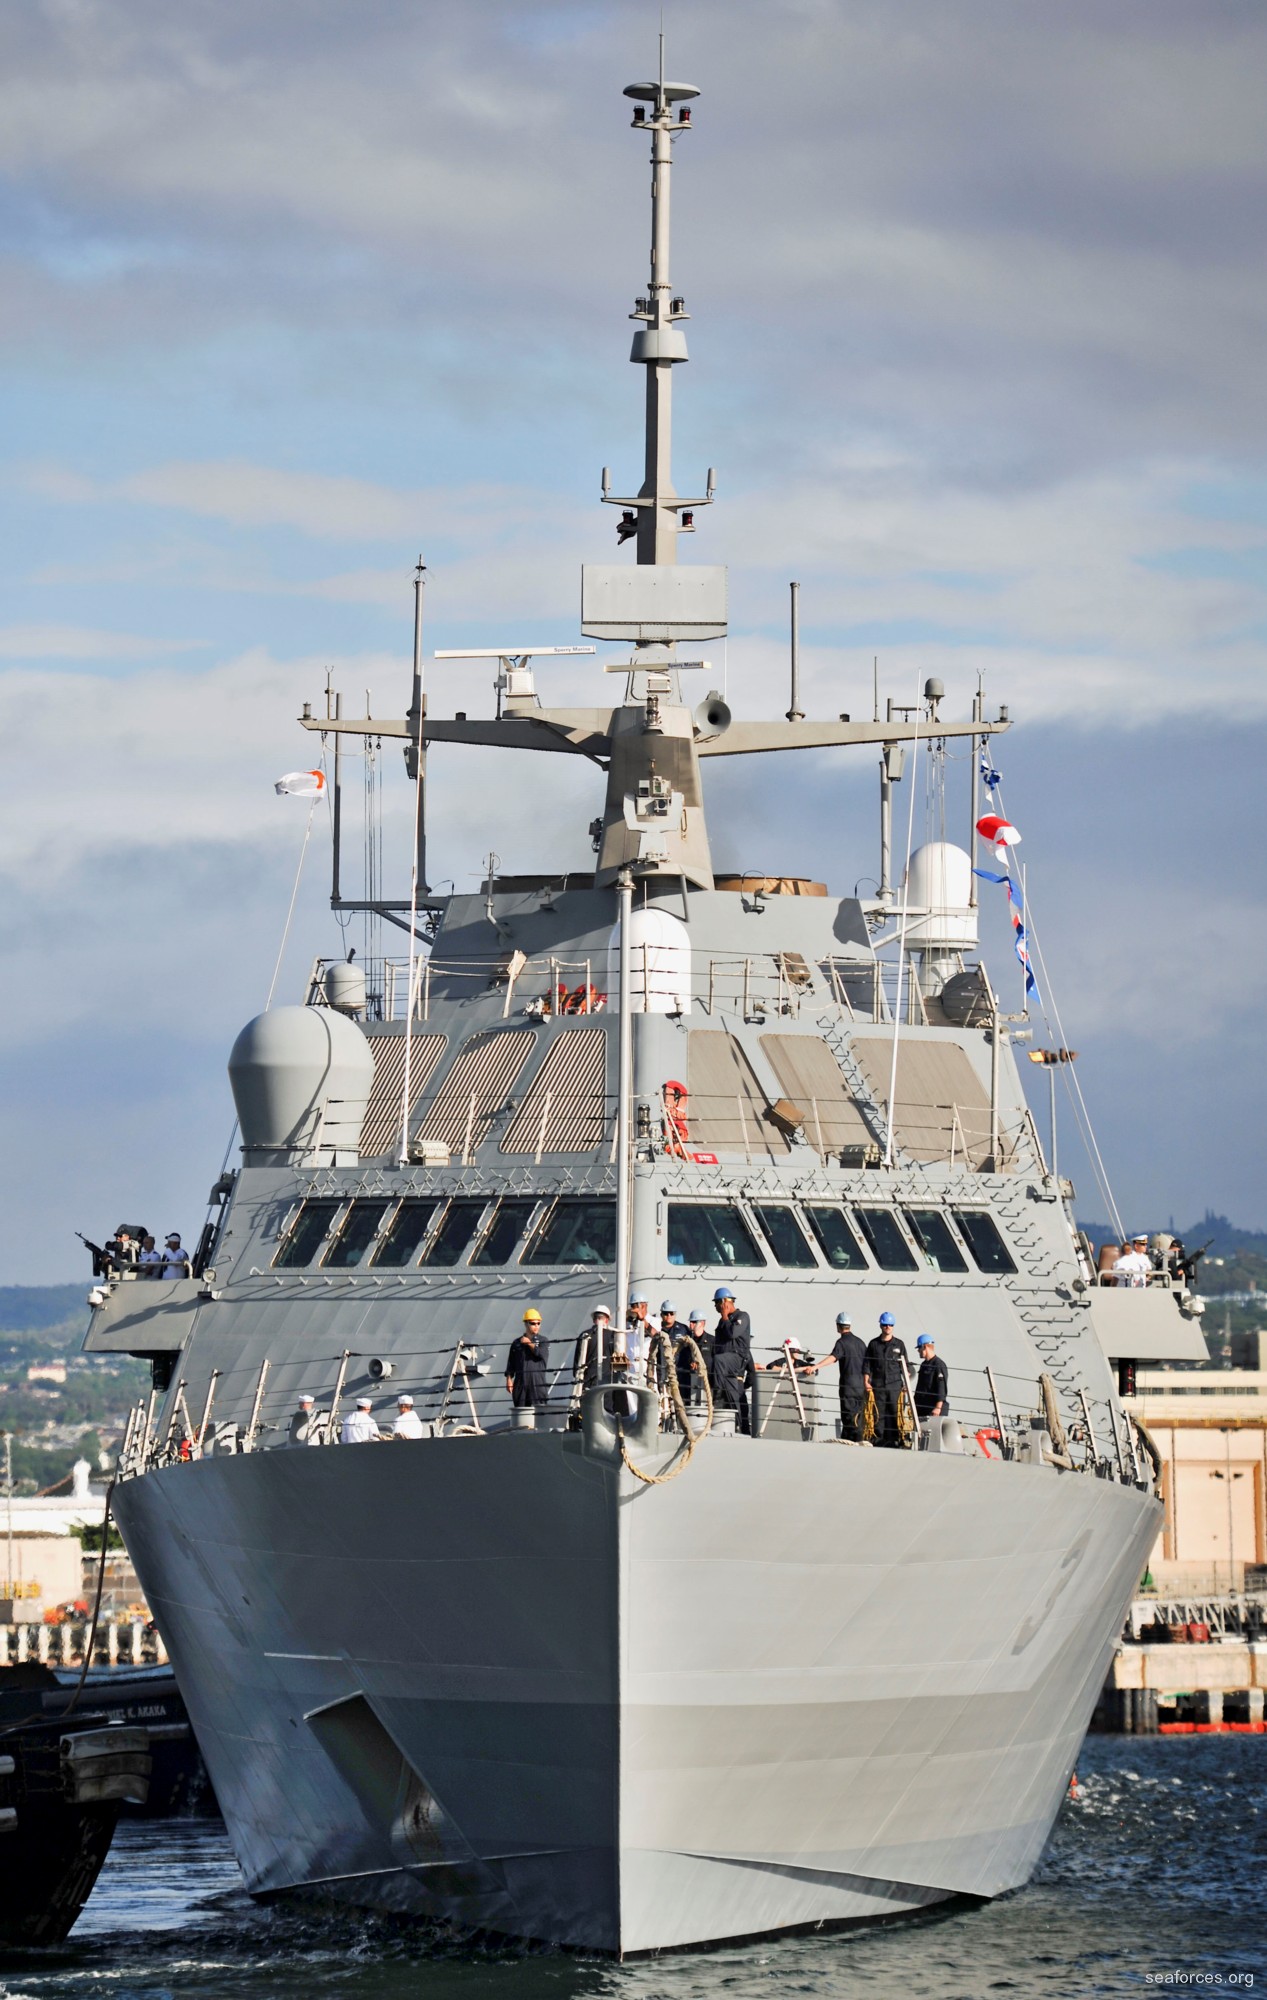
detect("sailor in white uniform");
top-left (340, 1397), bottom-right (380, 1444)
top-left (390, 1393), bottom-right (425, 1439)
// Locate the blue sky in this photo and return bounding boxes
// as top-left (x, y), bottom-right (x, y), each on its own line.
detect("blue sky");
top-left (2, 0), bottom-right (1265, 1280)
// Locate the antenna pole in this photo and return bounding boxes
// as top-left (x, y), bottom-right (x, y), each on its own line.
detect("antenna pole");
top-left (787, 582), bottom-right (804, 721)
top-left (407, 557), bottom-right (428, 894)
top-left (615, 868), bottom-right (635, 1336)
top-left (968, 681), bottom-right (982, 909)
top-left (623, 64), bottom-right (698, 566)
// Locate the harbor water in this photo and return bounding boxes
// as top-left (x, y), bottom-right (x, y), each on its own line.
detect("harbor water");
top-left (1, 1737), bottom-right (1262, 1999)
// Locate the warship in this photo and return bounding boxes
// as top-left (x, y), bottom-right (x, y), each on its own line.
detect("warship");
top-left (83, 55), bottom-right (1206, 1955)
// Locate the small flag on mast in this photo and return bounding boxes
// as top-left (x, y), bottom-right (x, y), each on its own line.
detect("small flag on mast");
top-left (275, 770), bottom-right (325, 797)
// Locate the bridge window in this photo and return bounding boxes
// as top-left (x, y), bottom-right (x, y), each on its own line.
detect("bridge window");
top-left (471, 1199), bottom-right (538, 1266)
top-left (853, 1208), bottom-right (918, 1272)
top-left (750, 1204), bottom-right (817, 1269)
top-left (904, 1208), bottom-right (968, 1274)
top-left (953, 1210), bottom-right (1017, 1275)
top-left (421, 1199), bottom-right (487, 1267)
top-left (667, 1203), bottom-right (767, 1269)
top-left (370, 1198), bottom-right (441, 1268)
top-left (323, 1199), bottom-right (391, 1269)
top-left (273, 1199), bottom-right (343, 1268)
top-left (803, 1206), bottom-right (869, 1271)
top-left (522, 1199), bottom-right (616, 1267)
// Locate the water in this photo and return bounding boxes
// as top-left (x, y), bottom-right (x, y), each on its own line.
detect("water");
top-left (2, 1737), bottom-right (1264, 2000)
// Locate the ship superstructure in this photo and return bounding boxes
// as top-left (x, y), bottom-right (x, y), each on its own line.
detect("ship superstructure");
top-left (85, 56), bottom-right (1205, 1954)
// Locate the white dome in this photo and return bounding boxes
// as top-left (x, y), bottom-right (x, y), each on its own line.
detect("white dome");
top-left (901, 842), bottom-right (978, 951)
top-left (607, 906), bottom-right (692, 1014)
top-left (228, 1005), bottom-right (375, 1165)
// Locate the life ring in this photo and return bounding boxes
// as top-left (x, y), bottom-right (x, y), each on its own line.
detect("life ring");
top-left (662, 1080), bottom-right (690, 1157)
top-left (975, 1427), bottom-right (1002, 1459)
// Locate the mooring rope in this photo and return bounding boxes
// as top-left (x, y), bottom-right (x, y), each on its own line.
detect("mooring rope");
top-left (617, 1330), bottom-right (713, 1486)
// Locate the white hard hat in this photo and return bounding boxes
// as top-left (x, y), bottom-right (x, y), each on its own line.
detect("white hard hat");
top-left (591, 1304), bottom-right (611, 1319)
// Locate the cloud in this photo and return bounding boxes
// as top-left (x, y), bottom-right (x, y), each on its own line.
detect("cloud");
top-left (0, 621), bottom-right (201, 660)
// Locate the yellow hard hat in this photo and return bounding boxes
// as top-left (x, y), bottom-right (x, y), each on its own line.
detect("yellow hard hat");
top-left (523, 1308), bottom-right (542, 1323)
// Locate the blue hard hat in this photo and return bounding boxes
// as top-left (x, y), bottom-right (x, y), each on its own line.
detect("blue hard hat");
top-left (835, 1312), bottom-right (852, 1327)
top-left (878, 1311), bottom-right (895, 1326)
top-left (916, 1334), bottom-right (933, 1348)
top-left (629, 1291), bottom-right (648, 1305)
top-left (689, 1308), bottom-right (707, 1322)
top-left (660, 1300), bottom-right (677, 1315)
top-left (713, 1286), bottom-right (735, 1302)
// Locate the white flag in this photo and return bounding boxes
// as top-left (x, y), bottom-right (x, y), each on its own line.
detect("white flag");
top-left (275, 770), bottom-right (325, 797)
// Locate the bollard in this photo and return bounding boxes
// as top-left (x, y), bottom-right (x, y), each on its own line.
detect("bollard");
top-left (60, 1623), bottom-right (73, 1665)
top-left (0, 1626), bottom-right (8, 1666)
top-left (36, 1624), bottom-right (50, 1664)
top-left (130, 1621), bottom-right (143, 1665)
top-left (16, 1627), bottom-right (29, 1664)
top-left (107, 1622), bottom-right (119, 1665)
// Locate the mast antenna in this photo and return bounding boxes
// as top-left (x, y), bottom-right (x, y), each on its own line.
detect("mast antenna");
top-left (606, 55), bottom-right (708, 566)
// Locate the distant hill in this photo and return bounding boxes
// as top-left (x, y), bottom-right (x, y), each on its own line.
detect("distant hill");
top-left (0, 1285), bottom-right (87, 1333)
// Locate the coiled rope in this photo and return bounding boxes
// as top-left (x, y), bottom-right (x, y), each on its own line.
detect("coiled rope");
top-left (617, 1331), bottom-right (713, 1486)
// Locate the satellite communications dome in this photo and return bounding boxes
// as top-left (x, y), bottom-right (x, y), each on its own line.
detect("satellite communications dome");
top-left (228, 1005), bottom-right (375, 1167)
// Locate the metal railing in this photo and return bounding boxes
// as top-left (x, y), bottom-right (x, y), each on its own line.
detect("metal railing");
top-left (119, 1347), bottom-right (1152, 1493)
top-left (303, 949), bottom-right (973, 1030)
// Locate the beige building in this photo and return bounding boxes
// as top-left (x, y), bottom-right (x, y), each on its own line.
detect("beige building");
top-left (1126, 1369), bottom-right (1267, 1596)
top-left (1, 1530), bottom-right (84, 1619)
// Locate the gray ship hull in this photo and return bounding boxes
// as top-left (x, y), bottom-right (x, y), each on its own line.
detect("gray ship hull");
top-left (115, 1433), bottom-right (1158, 1954)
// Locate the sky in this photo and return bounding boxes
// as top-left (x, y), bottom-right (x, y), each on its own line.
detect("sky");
top-left (2, 0), bottom-right (1265, 1282)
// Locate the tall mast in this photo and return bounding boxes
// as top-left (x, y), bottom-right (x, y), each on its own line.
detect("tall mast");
top-left (622, 41), bottom-right (699, 566)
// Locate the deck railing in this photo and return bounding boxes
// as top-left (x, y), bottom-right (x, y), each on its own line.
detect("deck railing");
top-left (119, 1348), bottom-right (1153, 1493)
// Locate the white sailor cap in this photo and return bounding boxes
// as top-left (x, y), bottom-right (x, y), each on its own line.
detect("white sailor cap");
top-left (298, 1393), bottom-right (315, 1406)
top-left (356, 1397), bottom-right (373, 1409)
top-left (398, 1394), bottom-right (414, 1406)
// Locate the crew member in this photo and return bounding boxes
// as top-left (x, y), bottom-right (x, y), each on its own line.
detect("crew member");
top-left (677, 1309), bottom-right (710, 1408)
top-left (914, 1335), bottom-right (950, 1421)
top-left (287, 1393), bottom-right (321, 1446)
top-left (811, 1312), bottom-right (869, 1443)
top-left (162, 1233), bottom-right (191, 1279)
top-left (572, 1305), bottom-right (611, 1391)
top-left (138, 1234), bottom-right (164, 1279)
top-left (505, 1309), bottom-right (551, 1408)
top-left (1114, 1236), bottom-right (1152, 1287)
top-left (625, 1293), bottom-right (655, 1383)
top-left (865, 1312), bottom-right (911, 1448)
top-left (390, 1393), bottom-right (425, 1438)
top-left (711, 1287), bottom-right (760, 1435)
top-left (340, 1397), bottom-right (381, 1444)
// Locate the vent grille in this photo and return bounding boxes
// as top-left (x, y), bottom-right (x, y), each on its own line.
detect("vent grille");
top-left (501, 1028), bottom-right (609, 1154)
top-left (416, 1029), bottom-right (537, 1155)
top-left (359, 1035), bottom-right (446, 1158)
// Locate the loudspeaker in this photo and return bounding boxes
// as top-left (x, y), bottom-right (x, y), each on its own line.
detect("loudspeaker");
top-left (367, 1357), bottom-right (395, 1380)
top-left (693, 691), bottom-right (731, 742)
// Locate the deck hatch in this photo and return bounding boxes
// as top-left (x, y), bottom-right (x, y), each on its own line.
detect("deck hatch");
top-left (501, 1028), bottom-right (609, 1154)
top-left (359, 1034), bottom-right (446, 1158)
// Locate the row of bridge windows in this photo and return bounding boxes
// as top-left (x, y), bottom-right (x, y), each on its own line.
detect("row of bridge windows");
top-left (271, 1195), bottom-right (1016, 1277)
